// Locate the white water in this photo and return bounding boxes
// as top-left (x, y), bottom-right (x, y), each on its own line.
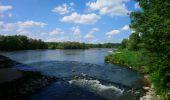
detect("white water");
top-left (69, 79), bottom-right (124, 99)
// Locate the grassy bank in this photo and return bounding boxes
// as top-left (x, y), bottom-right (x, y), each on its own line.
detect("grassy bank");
top-left (105, 50), bottom-right (170, 100)
top-left (105, 50), bottom-right (150, 74)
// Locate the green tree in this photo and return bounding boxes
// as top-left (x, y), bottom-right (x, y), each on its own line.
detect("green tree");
top-left (121, 39), bottom-right (128, 49)
top-left (127, 32), bottom-right (140, 50)
top-left (0, 35), bottom-right (47, 51)
top-left (130, 0), bottom-right (170, 98)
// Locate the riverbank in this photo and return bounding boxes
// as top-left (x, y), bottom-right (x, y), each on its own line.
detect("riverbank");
top-left (0, 55), bottom-right (17, 68)
top-left (0, 55), bottom-right (56, 99)
top-left (105, 50), bottom-right (163, 100)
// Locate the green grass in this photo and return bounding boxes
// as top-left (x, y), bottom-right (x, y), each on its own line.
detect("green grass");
top-left (105, 50), bottom-right (150, 73)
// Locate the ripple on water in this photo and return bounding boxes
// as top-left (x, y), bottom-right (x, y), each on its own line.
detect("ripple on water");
top-left (27, 61), bottom-right (143, 88)
top-left (14, 61), bottom-right (143, 100)
top-left (69, 78), bottom-right (124, 99)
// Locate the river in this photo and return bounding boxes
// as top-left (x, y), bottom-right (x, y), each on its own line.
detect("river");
top-left (0, 48), bottom-right (144, 100)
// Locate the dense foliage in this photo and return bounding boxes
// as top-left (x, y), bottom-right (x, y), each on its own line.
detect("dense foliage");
top-left (0, 35), bottom-right (48, 51)
top-left (86, 43), bottom-right (120, 48)
top-left (47, 42), bottom-right (120, 49)
top-left (107, 0), bottom-right (170, 99)
top-left (0, 35), bottom-right (120, 51)
top-left (47, 42), bottom-right (87, 49)
top-left (120, 32), bottom-right (140, 50)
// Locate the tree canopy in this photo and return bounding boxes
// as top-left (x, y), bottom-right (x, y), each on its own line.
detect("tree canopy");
top-left (120, 0), bottom-right (170, 98)
top-left (47, 42), bottom-right (120, 49)
top-left (0, 35), bottom-right (48, 51)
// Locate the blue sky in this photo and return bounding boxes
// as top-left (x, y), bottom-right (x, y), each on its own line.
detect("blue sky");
top-left (0, 0), bottom-right (139, 43)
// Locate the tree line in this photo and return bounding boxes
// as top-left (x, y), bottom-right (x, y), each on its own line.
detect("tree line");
top-left (120, 0), bottom-right (170, 98)
top-left (0, 35), bottom-right (120, 51)
top-left (0, 35), bottom-right (48, 51)
top-left (47, 42), bottom-right (120, 49)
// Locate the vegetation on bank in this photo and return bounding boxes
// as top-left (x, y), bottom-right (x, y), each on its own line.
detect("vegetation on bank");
top-left (0, 35), bottom-right (120, 51)
top-left (105, 50), bottom-right (150, 73)
top-left (47, 42), bottom-right (120, 49)
top-left (105, 0), bottom-right (170, 99)
top-left (0, 35), bottom-right (48, 51)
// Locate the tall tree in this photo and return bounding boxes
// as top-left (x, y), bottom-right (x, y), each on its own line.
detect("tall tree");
top-left (130, 0), bottom-right (170, 97)
top-left (121, 39), bottom-right (128, 49)
top-left (127, 32), bottom-right (140, 50)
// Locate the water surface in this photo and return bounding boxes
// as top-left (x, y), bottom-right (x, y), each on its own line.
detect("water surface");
top-left (0, 49), bottom-right (143, 100)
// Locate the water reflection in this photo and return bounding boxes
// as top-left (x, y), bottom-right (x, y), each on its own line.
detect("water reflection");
top-left (0, 48), bottom-right (114, 64)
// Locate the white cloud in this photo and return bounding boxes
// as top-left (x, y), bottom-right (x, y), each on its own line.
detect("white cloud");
top-left (61, 12), bottom-right (100, 24)
top-left (106, 25), bottom-right (131, 38)
top-left (121, 25), bottom-right (130, 31)
top-left (89, 27), bottom-right (99, 34)
top-left (72, 26), bottom-right (81, 36)
top-left (17, 20), bottom-right (47, 29)
top-left (0, 5), bottom-right (12, 13)
top-left (106, 30), bottom-right (120, 38)
top-left (17, 29), bottom-right (31, 35)
top-left (84, 28), bottom-right (99, 39)
top-left (49, 28), bottom-right (64, 35)
top-left (52, 3), bottom-right (73, 15)
top-left (86, 0), bottom-right (129, 16)
top-left (0, 20), bottom-right (47, 39)
top-left (85, 33), bottom-right (95, 39)
top-left (0, 20), bottom-right (46, 32)
top-left (16, 28), bottom-right (37, 39)
top-left (0, 21), bottom-right (16, 31)
top-left (0, 5), bottom-right (13, 19)
top-left (135, 2), bottom-right (140, 9)
top-left (45, 37), bottom-right (68, 42)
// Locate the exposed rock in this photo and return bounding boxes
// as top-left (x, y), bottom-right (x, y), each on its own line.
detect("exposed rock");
top-left (0, 55), bottom-right (56, 100)
top-left (0, 55), bottom-right (17, 68)
top-left (143, 87), bottom-right (150, 90)
top-left (0, 71), bottom-right (56, 100)
top-left (140, 95), bottom-right (152, 100)
top-left (0, 68), bottom-right (24, 84)
top-left (139, 75), bottom-right (160, 100)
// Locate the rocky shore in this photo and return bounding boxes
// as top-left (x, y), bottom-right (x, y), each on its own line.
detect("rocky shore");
top-left (0, 55), bottom-right (56, 100)
top-left (140, 75), bottom-right (160, 100)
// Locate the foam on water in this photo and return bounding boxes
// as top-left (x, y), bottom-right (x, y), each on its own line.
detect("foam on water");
top-left (69, 78), bottom-right (124, 98)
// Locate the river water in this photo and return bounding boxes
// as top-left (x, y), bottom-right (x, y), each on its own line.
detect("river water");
top-left (0, 48), bottom-right (144, 100)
